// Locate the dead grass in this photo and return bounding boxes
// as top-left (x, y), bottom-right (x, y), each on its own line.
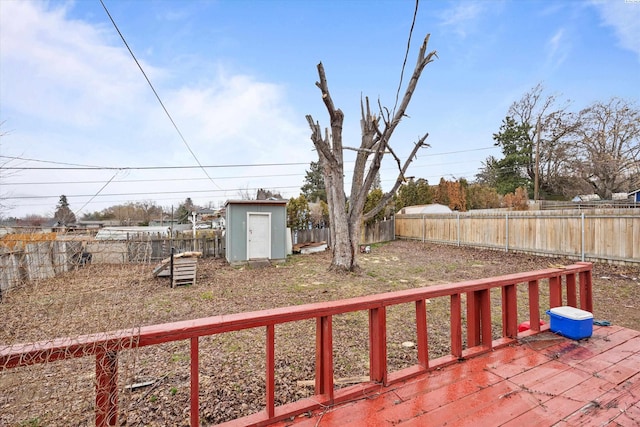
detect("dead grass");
top-left (1, 240), bottom-right (638, 426)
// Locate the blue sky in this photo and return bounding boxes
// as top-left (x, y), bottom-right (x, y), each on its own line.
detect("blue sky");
top-left (1, 0), bottom-right (638, 219)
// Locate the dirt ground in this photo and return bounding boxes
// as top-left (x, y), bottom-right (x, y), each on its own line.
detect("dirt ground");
top-left (1, 240), bottom-right (638, 426)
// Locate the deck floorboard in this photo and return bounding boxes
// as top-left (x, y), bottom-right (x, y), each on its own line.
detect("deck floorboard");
top-left (272, 326), bottom-right (640, 426)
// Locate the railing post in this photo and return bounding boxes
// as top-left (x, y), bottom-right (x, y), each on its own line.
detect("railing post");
top-left (579, 267), bottom-right (594, 312)
top-left (415, 300), bottom-right (428, 368)
top-left (566, 273), bottom-right (577, 307)
top-left (528, 280), bottom-right (541, 332)
top-left (315, 316), bottom-right (334, 401)
top-left (549, 275), bottom-right (562, 308)
top-left (369, 307), bottom-right (387, 384)
top-left (450, 294), bottom-right (462, 358)
top-left (502, 284), bottom-right (518, 338)
top-left (96, 350), bottom-right (118, 427)
top-left (467, 290), bottom-right (492, 348)
top-left (466, 291), bottom-right (480, 347)
top-left (190, 337), bottom-right (199, 427)
top-left (266, 325), bottom-right (275, 418)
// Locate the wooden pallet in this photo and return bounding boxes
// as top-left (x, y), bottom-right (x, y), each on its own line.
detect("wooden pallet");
top-left (171, 257), bottom-right (197, 288)
top-left (152, 251), bottom-right (202, 277)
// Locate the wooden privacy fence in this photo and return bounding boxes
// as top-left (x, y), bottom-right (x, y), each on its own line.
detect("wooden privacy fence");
top-left (396, 209), bottom-right (640, 265)
top-left (292, 219), bottom-right (395, 246)
top-left (0, 262), bottom-right (593, 426)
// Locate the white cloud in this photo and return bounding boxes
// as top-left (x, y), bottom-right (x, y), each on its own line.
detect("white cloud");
top-left (591, 0), bottom-right (640, 61)
top-left (0, 1), bottom-right (311, 217)
top-left (438, 2), bottom-right (485, 38)
top-left (546, 28), bottom-right (569, 69)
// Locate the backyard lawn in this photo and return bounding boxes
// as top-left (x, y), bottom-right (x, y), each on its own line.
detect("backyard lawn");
top-left (1, 240), bottom-right (638, 426)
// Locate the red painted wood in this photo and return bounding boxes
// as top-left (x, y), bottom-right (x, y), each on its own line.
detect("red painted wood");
top-left (479, 289), bottom-right (492, 348)
top-left (451, 294), bottom-right (462, 358)
top-left (369, 307), bottom-right (387, 384)
top-left (415, 299), bottom-right (428, 368)
top-left (95, 350), bottom-right (117, 427)
top-left (315, 316), bottom-right (333, 399)
top-left (282, 326), bottom-right (639, 427)
top-left (190, 337), bottom-right (199, 427)
top-left (528, 279), bottom-right (541, 332)
top-left (466, 291), bottom-right (480, 347)
top-left (266, 325), bottom-right (275, 418)
top-left (549, 275), bottom-right (562, 307)
top-left (321, 316), bottom-right (333, 401)
top-left (565, 273), bottom-right (577, 307)
top-left (502, 284), bottom-right (518, 338)
top-left (579, 267), bottom-right (594, 312)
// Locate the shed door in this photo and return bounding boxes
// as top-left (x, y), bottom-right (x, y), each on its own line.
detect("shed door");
top-left (247, 213), bottom-right (271, 259)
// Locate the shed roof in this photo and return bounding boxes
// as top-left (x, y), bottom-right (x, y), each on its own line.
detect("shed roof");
top-left (225, 199), bottom-right (287, 207)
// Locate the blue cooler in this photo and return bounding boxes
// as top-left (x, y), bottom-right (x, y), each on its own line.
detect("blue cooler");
top-left (546, 306), bottom-right (593, 340)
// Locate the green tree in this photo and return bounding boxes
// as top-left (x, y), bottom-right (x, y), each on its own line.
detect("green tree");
top-left (491, 116), bottom-right (534, 195)
top-left (363, 188), bottom-right (386, 225)
top-left (466, 184), bottom-right (501, 210)
top-left (301, 161), bottom-right (326, 203)
top-left (175, 198), bottom-right (196, 224)
top-left (287, 195), bottom-right (310, 230)
top-left (395, 178), bottom-right (433, 211)
top-left (54, 195), bottom-right (76, 225)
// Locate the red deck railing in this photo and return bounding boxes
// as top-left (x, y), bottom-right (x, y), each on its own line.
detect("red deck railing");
top-left (0, 262), bottom-right (593, 427)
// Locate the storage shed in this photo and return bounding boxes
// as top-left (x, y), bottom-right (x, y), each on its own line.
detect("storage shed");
top-left (630, 189), bottom-right (640, 203)
top-left (224, 199), bottom-right (288, 265)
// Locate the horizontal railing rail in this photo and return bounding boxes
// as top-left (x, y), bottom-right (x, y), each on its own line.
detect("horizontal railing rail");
top-left (0, 262), bottom-right (593, 427)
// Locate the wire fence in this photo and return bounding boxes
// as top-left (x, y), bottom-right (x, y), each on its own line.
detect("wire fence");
top-left (0, 229), bottom-right (227, 426)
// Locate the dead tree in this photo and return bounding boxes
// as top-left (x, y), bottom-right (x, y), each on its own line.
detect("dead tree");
top-left (306, 34), bottom-right (437, 272)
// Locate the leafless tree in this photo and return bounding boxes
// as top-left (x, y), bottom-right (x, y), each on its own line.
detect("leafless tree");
top-left (571, 98), bottom-right (640, 198)
top-left (306, 34), bottom-right (437, 271)
top-left (506, 83), bottom-right (580, 196)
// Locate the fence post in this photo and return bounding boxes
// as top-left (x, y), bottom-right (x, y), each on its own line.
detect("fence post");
top-left (581, 213), bottom-right (585, 262)
top-left (505, 213), bottom-right (509, 252)
top-left (456, 212), bottom-right (460, 247)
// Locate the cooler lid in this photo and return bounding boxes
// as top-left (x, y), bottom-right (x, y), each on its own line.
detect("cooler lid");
top-left (548, 306), bottom-right (593, 320)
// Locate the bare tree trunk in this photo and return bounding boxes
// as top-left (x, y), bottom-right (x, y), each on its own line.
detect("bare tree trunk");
top-left (306, 34), bottom-right (437, 272)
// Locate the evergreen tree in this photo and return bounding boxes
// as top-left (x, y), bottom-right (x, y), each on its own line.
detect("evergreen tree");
top-left (54, 195), bottom-right (76, 225)
top-left (301, 161), bottom-right (326, 203)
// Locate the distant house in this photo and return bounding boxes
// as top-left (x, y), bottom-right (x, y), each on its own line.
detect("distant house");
top-left (396, 204), bottom-right (453, 215)
top-left (571, 194), bottom-right (601, 202)
top-left (224, 199), bottom-right (288, 265)
top-left (629, 189), bottom-right (640, 203)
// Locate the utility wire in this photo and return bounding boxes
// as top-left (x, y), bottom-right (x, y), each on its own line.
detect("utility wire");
top-left (0, 145), bottom-right (497, 170)
top-left (2, 185), bottom-right (301, 200)
top-left (392, 0), bottom-right (419, 117)
top-left (72, 171), bottom-right (120, 217)
top-left (99, 0), bottom-right (222, 190)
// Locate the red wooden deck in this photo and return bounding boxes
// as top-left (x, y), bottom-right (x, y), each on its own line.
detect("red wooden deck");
top-left (273, 325), bottom-right (640, 427)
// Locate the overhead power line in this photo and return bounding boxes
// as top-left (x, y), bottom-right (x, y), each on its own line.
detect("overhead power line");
top-left (2, 185), bottom-right (302, 200)
top-left (0, 145), bottom-right (496, 170)
top-left (99, 0), bottom-right (221, 190)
